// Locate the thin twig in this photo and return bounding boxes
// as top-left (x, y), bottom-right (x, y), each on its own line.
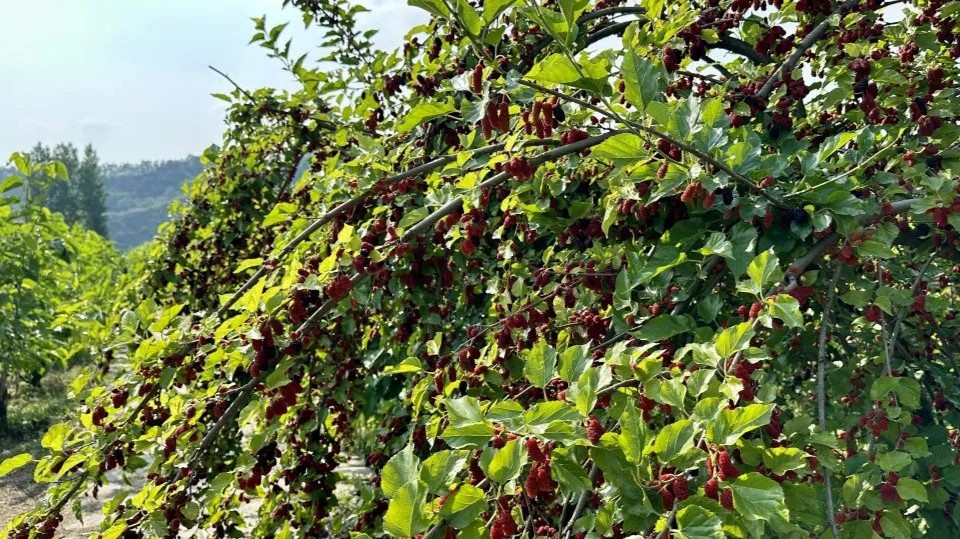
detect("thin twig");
top-left (816, 262), bottom-right (842, 539)
top-left (884, 249), bottom-right (938, 368)
top-left (561, 463), bottom-right (598, 538)
top-left (208, 65), bottom-right (255, 101)
top-left (655, 506), bottom-right (680, 539)
top-left (577, 6), bottom-right (646, 23)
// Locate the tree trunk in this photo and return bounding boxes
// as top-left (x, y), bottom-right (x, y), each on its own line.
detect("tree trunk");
top-left (0, 368), bottom-right (9, 433)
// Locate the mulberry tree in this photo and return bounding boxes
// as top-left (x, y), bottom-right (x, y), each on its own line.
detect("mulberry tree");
top-left (5, 0), bottom-right (960, 537)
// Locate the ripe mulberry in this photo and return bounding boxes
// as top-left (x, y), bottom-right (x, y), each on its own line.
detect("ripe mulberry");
top-left (586, 415), bottom-right (604, 444)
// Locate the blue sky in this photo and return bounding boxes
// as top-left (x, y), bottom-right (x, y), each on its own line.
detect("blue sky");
top-left (0, 1), bottom-right (427, 163)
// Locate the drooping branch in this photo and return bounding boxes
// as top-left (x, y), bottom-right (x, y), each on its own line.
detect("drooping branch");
top-left (216, 138), bottom-right (559, 318)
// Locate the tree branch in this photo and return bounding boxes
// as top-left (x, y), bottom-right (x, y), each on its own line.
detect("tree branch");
top-left (216, 138), bottom-right (559, 318)
top-left (520, 80), bottom-right (791, 210)
top-left (561, 463), bottom-right (598, 539)
top-left (757, 0), bottom-right (859, 100)
top-left (655, 505), bottom-right (680, 539)
top-left (816, 262), bottom-right (842, 539)
top-left (884, 249), bottom-right (938, 370)
top-left (584, 21), bottom-right (632, 46)
top-left (714, 35), bottom-right (772, 65)
top-left (577, 6), bottom-right (646, 23)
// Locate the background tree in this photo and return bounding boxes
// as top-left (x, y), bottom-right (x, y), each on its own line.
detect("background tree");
top-left (76, 144), bottom-right (109, 237)
top-left (47, 143), bottom-right (80, 223)
top-left (0, 156), bottom-right (118, 431)
top-left (24, 142), bottom-right (109, 238)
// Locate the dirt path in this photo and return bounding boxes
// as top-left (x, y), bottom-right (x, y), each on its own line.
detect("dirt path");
top-left (0, 447), bottom-right (142, 538)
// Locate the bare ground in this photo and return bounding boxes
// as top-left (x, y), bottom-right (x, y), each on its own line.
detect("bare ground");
top-left (0, 444), bottom-right (142, 538)
top-left (0, 449), bottom-right (371, 538)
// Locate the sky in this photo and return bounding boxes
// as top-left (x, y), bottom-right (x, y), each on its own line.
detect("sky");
top-left (0, 0), bottom-right (427, 164)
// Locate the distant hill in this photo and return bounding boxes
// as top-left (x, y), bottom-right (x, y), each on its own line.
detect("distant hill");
top-left (2, 156), bottom-right (204, 249)
top-left (101, 157), bottom-right (204, 249)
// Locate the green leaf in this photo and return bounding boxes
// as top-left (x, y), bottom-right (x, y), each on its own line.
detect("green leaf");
top-left (636, 315), bottom-right (695, 341)
top-left (525, 52), bottom-right (608, 90)
top-left (880, 511), bottom-right (913, 539)
top-left (714, 322), bottom-right (755, 359)
top-left (0, 453), bottom-right (32, 478)
top-left (102, 523), bottom-right (128, 539)
top-left (727, 223), bottom-right (758, 277)
top-left (698, 232), bottom-right (733, 258)
top-left (558, 344), bottom-right (590, 382)
top-left (381, 445), bottom-right (421, 498)
top-left (398, 208), bottom-right (429, 232)
top-left (148, 303), bottom-right (185, 333)
top-left (876, 451), bottom-right (912, 472)
top-left (622, 49), bottom-right (664, 111)
top-left (551, 449), bottom-right (593, 493)
top-left (707, 403), bottom-right (774, 445)
top-left (408, 0), bottom-right (451, 18)
top-left (441, 423), bottom-right (495, 448)
top-left (181, 501), bottom-right (200, 521)
top-left (650, 419), bottom-right (695, 461)
top-left (453, 0), bottom-right (483, 36)
top-left (420, 450), bottom-right (468, 494)
top-left (524, 401), bottom-right (581, 432)
top-left (729, 472), bottom-right (788, 522)
top-left (526, 53), bottom-right (584, 85)
top-left (233, 258), bottom-right (263, 274)
top-left (761, 447), bottom-right (809, 476)
top-left (262, 202), bottom-right (297, 227)
top-left (572, 368), bottom-right (599, 416)
top-left (618, 405), bottom-right (647, 464)
top-left (687, 368), bottom-right (716, 397)
top-left (41, 423), bottom-right (70, 452)
top-left (591, 133), bottom-right (646, 162)
top-left (485, 439), bottom-right (524, 483)
top-left (0, 176), bottom-right (23, 194)
top-left (895, 477), bottom-right (927, 502)
top-left (439, 483), bottom-right (486, 528)
top-left (383, 357), bottom-right (423, 375)
top-left (483, 0), bottom-right (517, 22)
top-left (870, 377), bottom-right (921, 410)
top-left (397, 99), bottom-right (455, 133)
top-left (524, 340), bottom-right (557, 388)
top-left (675, 505), bottom-right (724, 539)
top-left (767, 294), bottom-right (803, 328)
top-left (446, 396), bottom-right (485, 427)
top-left (383, 482), bottom-right (428, 537)
top-left (745, 249), bottom-right (782, 295)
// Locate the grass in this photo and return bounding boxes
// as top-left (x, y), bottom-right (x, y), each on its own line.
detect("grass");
top-left (0, 367), bottom-right (81, 455)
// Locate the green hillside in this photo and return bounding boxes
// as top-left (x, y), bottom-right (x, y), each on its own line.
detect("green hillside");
top-left (1, 155), bottom-right (203, 249)
top-left (101, 157), bottom-right (203, 249)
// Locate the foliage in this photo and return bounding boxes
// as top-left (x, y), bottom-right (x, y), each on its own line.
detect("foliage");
top-left (1, 154), bottom-right (206, 249)
top-left (7, 0), bottom-right (960, 538)
top-left (23, 143), bottom-right (110, 238)
top-left (0, 155), bottom-right (121, 432)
